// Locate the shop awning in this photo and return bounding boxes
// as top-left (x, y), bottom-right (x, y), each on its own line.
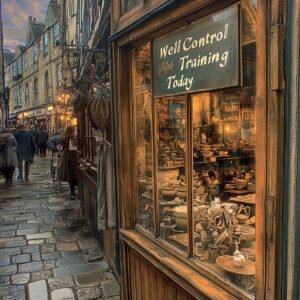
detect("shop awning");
top-left (9, 113), bottom-right (17, 120)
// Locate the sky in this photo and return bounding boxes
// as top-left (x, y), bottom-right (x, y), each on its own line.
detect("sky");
top-left (2, 0), bottom-right (49, 51)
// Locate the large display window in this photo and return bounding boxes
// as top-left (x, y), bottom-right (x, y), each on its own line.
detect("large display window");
top-left (134, 1), bottom-right (258, 296)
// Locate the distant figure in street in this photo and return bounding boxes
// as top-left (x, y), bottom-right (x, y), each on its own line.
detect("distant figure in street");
top-left (35, 127), bottom-right (49, 157)
top-left (14, 124), bottom-right (36, 182)
top-left (57, 126), bottom-right (78, 197)
top-left (47, 130), bottom-right (62, 153)
top-left (0, 130), bottom-right (18, 184)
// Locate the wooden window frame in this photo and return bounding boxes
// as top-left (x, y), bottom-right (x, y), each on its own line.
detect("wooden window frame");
top-left (113, 0), bottom-right (285, 298)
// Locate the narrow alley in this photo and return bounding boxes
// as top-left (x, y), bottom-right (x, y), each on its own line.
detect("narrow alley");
top-left (0, 156), bottom-right (120, 300)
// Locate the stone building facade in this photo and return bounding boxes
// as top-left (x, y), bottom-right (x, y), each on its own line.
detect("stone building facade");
top-left (5, 0), bottom-right (73, 131)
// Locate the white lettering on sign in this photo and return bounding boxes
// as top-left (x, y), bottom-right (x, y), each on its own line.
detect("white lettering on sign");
top-left (167, 75), bottom-right (194, 91)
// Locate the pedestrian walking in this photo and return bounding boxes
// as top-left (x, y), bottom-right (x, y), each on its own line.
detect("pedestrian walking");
top-left (57, 126), bottom-right (78, 197)
top-left (35, 127), bottom-right (49, 157)
top-left (14, 124), bottom-right (36, 182)
top-left (0, 130), bottom-right (18, 184)
top-left (47, 130), bottom-right (62, 153)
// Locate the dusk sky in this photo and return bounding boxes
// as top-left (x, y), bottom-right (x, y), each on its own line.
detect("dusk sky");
top-left (3, 0), bottom-right (49, 51)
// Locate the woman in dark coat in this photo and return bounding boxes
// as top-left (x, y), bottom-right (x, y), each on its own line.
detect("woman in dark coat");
top-left (0, 131), bottom-right (18, 184)
top-left (57, 126), bottom-right (78, 196)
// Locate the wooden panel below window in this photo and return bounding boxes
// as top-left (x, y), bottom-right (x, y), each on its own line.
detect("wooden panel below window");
top-left (127, 247), bottom-right (199, 300)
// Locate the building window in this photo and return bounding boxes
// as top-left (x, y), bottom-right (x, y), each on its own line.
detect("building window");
top-left (17, 58), bottom-right (22, 75)
top-left (33, 43), bottom-right (38, 63)
top-left (25, 83), bottom-right (29, 106)
top-left (45, 72), bottom-right (50, 99)
top-left (18, 84), bottom-right (22, 106)
top-left (34, 78), bottom-right (39, 102)
top-left (13, 88), bottom-right (18, 108)
top-left (53, 22), bottom-right (60, 46)
top-left (56, 64), bottom-right (62, 91)
top-left (13, 66), bottom-right (16, 78)
top-left (24, 52), bottom-right (28, 70)
top-left (44, 32), bottom-right (49, 55)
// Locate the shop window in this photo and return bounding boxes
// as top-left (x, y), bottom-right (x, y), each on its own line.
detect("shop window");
top-left (44, 32), bottom-right (49, 55)
top-left (25, 83), bottom-right (29, 106)
top-left (33, 43), bottom-right (38, 63)
top-left (134, 1), bottom-right (257, 295)
top-left (134, 42), bottom-right (154, 232)
top-left (53, 22), bottom-right (60, 46)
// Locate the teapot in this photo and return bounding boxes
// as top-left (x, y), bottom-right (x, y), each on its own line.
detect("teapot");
top-left (236, 205), bottom-right (251, 224)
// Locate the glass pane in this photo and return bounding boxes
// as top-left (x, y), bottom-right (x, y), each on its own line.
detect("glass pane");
top-left (121, 0), bottom-right (143, 15)
top-left (193, 1), bottom-right (257, 294)
top-left (157, 95), bottom-right (187, 253)
top-left (134, 42), bottom-right (154, 232)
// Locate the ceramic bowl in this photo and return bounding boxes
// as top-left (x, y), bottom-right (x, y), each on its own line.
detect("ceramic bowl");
top-left (236, 179), bottom-right (248, 190)
top-left (161, 187), bottom-right (176, 201)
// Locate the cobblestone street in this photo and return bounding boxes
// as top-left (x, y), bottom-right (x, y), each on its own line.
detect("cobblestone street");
top-left (0, 156), bottom-right (120, 300)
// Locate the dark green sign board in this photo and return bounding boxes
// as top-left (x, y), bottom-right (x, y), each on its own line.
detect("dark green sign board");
top-left (153, 4), bottom-right (240, 97)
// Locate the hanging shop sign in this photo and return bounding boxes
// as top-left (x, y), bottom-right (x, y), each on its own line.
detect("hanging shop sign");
top-left (153, 4), bottom-right (240, 97)
top-left (33, 108), bottom-right (46, 117)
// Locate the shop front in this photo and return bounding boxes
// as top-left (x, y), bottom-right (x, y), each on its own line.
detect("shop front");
top-left (111, 0), bottom-right (285, 299)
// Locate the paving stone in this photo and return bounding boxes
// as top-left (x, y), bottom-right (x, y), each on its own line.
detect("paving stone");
top-left (78, 239), bottom-right (100, 251)
top-left (12, 254), bottom-right (30, 264)
top-left (51, 288), bottom-right (75, 300)
top-left (22, 245), bottom-right (39, 254)
top-left (18, 223), bottom-right (40, 230)
top-left (53, 261), bottom-right (109, 278)
top-left (19, 261), bottom-right (43, 273)
top-left (27, 219), bottom-right (44, 224)
top-left (28, 239), bottom-right (45, 245)
top-left (104, 271), bottom-right (116, 280)
top-left (75, 231), bottom-right (95, 240)
top-left (0, 276), bottom-right (10, 286)
top-left (28, 280), bottom-right (48, 300)
top-left (0, 284), bottom-right (25, 300)
top-left (48, 276), bottom-right (76, 290)
top-left (44, 260), bottom-right (56, 270)
top-left (57, 242), bottom-right (78, 251)
top-left (42, 251), bottom-right (61, 260)
top-left (26, 232), bottom-right (53, 240)
top-left (31, 252), bottom-right (41, 261)
top-left (48, 197), bottom-right (66, 203)
top-left (102, 279), bottom-right (120, 298)
top-left (0, 264), bottom-right (17, 275)
top-left (0, 246), bottom-right (21, 255)
top-left (0, 225), bottom-right (18, 232)
top-left (0, 230), bottom-right (15, 238)
top-left (0, 236), bottom-right (24, 244)
top-left (17, 228), bottom-right (39, 236)
top-left (39, 225), bottom-right (54, 233)
top-left (11, 273), bottom-right (30, 284)
top-left (56, 256), bottom-right (85, 268)
top-left (0, 255), bottom-right (10, 266)
top-left (84, 248), bottom-right (104, 262)
top-left (31, 270), bottom-right (53, 281)
top-left (5, 239), bottom-right (27, 247)
top-left (54, 233), bottom-right (76, 243)
top-left (41, 244), bottom-right (55, 253)
top-left (77, 287), bottom-right (102, 300)
top-left (74, 270), bottom-right (105, 287)
top-left (61, 250), bottom-right (81, 257)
